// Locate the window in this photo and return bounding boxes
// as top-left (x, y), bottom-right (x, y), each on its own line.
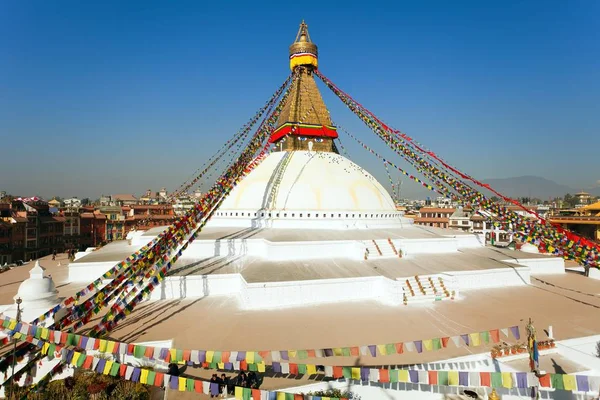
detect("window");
top-left (292, 213), bottom-right (295, 217)
top-left (300, 213), bottom-right (303, 217)
top-left (307, 213), bottom-right (310, 217)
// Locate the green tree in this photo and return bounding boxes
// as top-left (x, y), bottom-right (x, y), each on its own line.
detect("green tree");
top-left (562, 193), bottom-right (578, 208)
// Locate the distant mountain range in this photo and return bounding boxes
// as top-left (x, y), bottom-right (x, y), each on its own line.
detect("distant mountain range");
top-left (481, 176), bottom-right (592, 199)
top-left (400, 175), bottom-right (599, 200)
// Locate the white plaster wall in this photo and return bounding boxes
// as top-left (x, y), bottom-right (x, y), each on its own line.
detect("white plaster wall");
top-left (444, 267), bottom-right (531, 291)
top-left (395, 238), bottom-right (458, 255)
top-left (69, 261), bottom-right (115, 282)
top-left (506, 257), bottom-right (565, 275)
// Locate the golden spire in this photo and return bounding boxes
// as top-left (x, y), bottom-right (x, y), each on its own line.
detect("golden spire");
top-left (289, 20), bottom-right (318, 70)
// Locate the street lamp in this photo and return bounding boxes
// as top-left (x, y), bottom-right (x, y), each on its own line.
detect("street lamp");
top-left (8, 297), bottom-right (22, 399)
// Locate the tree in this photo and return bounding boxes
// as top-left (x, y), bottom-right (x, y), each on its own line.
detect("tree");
top-left (562, 193), bottom-right (578, 209)
top-left (81, 198), bottom-right (91, 206)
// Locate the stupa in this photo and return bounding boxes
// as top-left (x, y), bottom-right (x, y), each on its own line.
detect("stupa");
top-left (211, 20), bottom-right (403, 230)
top-left (69, 22), bottom-right (565, 312)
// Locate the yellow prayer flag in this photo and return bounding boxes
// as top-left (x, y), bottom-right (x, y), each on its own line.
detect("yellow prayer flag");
top-left (333, 348), bottom-right (343, 356)
top-left (41, 328), bottom-right (49, 340)
top-left (351, 367), bottom-right (361, 380)
top-left (235, 387), bottom-right (244, 399)
top-left (376, 344), bottom-right (387, 355)
top-left (169, 349), bottom-right (177, 362)
top-left (178, 377), bottom-right (186, 391)
top-left (99, 340), bottom-right (107, 352)
top-left (7, 320), bottom-right (16, 330)
top-left (71, 352), bottom-right (81, 366)
top-left (501, 372), bottom-right (513, 388)
top-left (41, 342), bottom-right (50, 355)
top-left (257, 362), bottom-right (266, 373)
top-left (218, 362), bottom-right (225, 369)
top-left (276, 392), bottom-right (286, 400)
top-left (103, 360), bottom-right (113, 375)
top-left (246, 351), bottom-right (255, 364)
top-left (306, 364), bottom-right (317, 376)
top-left (106, 341), bottom-right (115, 353)
top-left (206, 350), bottom-right (214, 363)
top-left (468, 333), bottom-right (481, 347)
top-left (423, 339), bottom-right (433, 351)
top-left (288, 350), bottom-right (297, 358)
top-left (448, 371), bottom-right (459, 386)
top-left (399, 370), bottom-right (410, 383)
top-left (563, 375), bottom-right (576, 391)
top-left (140, 369), bottom-right (149, 384)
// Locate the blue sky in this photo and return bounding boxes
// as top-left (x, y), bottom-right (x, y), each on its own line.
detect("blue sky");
top-left (1, 0), bottom-right (598, 199)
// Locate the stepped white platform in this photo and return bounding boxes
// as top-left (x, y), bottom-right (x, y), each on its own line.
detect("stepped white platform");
top-left (69, 222), bottom-right (565, 310)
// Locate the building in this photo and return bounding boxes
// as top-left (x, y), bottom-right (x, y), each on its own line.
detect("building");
top-left (99, 194), bottom-right (138, 207)
top-left (79, 209), bottom-right (107, 248)
top-left (139, 188), bottom-right (168, 205)
top-left (63, 198), bottom-right (82, 208)
top-left (574, 191), bottom-right (593, 208)
top-left (414, 207), bottom-right (455, 228)
top-left (125, 204), bottom-right (176, 231)
top-left (97, 206), bottom-right (126, 241)
top-left (550, 200), bottom-right (600, 242)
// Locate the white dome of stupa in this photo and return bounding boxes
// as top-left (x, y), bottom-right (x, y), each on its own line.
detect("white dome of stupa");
top-left (210, 151), bottom-right (406, 229)
top-left (16, 261), bottom-right (58, 303)
top-left (520, 243), bottom-right (540, 253)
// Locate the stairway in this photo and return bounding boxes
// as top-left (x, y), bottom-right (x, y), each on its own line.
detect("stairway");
top-left (401, 275), bottom-right (453, 304)
top-left (363, 239), bottom-right (398, 259)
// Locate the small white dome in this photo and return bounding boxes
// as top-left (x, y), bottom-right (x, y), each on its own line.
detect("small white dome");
top-left (520, 243), bottom-right (539, 254)
top-left (15, 261), bottom-right (58, 303)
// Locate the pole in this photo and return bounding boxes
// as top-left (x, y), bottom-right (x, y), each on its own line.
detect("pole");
top-left (8, 297), bottom-right (22, 400)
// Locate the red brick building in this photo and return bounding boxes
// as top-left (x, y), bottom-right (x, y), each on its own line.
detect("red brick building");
top-left (125, 204), bottom-right (176, 231)
top-left (414, 207), bottom-right (456, 229)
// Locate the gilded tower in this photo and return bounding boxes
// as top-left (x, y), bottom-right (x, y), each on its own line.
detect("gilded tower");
top-left (269, 21), bottom-right (339, 152)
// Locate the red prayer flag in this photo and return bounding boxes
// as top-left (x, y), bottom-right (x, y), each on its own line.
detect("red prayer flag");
top-left (144, 347), bottom-right (154, 358)
top-left (194, 380), bottom-right (203, 393)
top-left (379, 369), bottom-right (389, 383)
top-left (289, 363), bottom-right (299, 375)
top-left (480, 372), bottom-right (491, 386)
top-left (82, 355), bottom-right (93, 369)
top-left (350, 347), bottom-right (359, 356)
top-left (441, 337), bottom-right (449, 348)
top-left (252, 389), bottom-right (261, 400)
top-left (395, 343), bottom-right (404, 354)
top-left (127, 344), bottom-right (135, 355)
top-left (539, 374), bottom-right (551, 387)
top-left (307, 349), bottom-right (316, 358)
top-left (294, 395), bottom-right (303, 400)
top-left (119, 364), bottom-right (127, 377)
top-left (489, 329), bottom-right (500, 343)
top-left (333, 366), bottom-right (343, 379)
top-left (154, 372), bottom-right (164, 387)
top-left (60, 332), bottom-right (68, 344)
top-left (240, 360), bottom-right (248, 371)
top-left (222, 351), bottom-right (231, 363)
top-left (182, 350), bottom-right (191, 361)
top-left (428, 371), bottom-right (438, 385)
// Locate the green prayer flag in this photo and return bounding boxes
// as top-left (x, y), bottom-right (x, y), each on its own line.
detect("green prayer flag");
top-left (342, 347), bottom-right (351, 357)
top-left (342, 367), bottom-right (352, 379)
top-left (48, 344), bottom-right (56, 357)
top-left (213, 351), bottom-right (222, 363)
top-left (134, 345), bottom-right (145, 359)
top-left (34, 327), bottom-right (42, 339)
top-left (243, 387), bottom-right (252, 400)
top-left (110, 362), bottom-right (120, 376)
top-left (176, 349), bottom-right (183, 362)
top-left (438, 371), bottom-right (449, 386)
top-left (298, 350), bottom-right (308, 360)
top-left (491, 372), bottom-right (503, 388)
top-left (386, 343), bottom-right (395, 354)
top-left (248, 363), bottom-right (257, 372)
top-left (551, 374), bottom-right (565, 390)
top-left (285, 393), bottom-right (294, 400)
top-left (76, 354), bottom-right (86, 368)
top-left (147, 371), bottom-right (156, 385)
top-left (390, 369), bottom-right (399, 383)
top-left (432, 338), bottom-right (442, 350)
top-left (298, 364), bottom-right (307, 375)
top-left (480, 331), bottom-right (490, 344)
top-left (210, 362), bottom-right (218, 370)
top-left (2, 319), bottom-right (9, 328)
top-left (186, 378), bottom-right (194, 392)
top-left (67, 334), bottom-right (75, 346)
